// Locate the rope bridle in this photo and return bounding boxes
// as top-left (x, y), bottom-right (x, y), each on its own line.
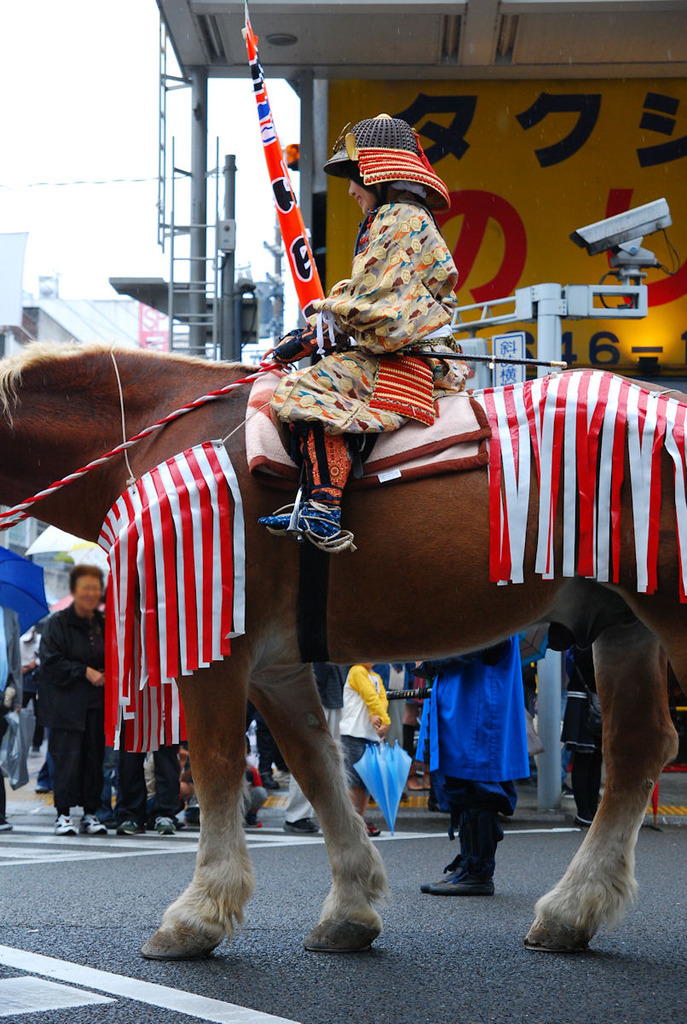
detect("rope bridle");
top-left (0, 358), bottom-right (275, 533)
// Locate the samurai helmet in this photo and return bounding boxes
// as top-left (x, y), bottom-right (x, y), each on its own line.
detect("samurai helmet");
top-left (323, 113), bottom-right (450, 211)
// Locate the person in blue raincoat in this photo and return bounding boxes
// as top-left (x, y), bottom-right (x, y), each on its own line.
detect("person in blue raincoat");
top-left (416, 637), bottom-right (529, 896)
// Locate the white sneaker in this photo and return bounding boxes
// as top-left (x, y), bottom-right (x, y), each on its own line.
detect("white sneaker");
top-left (80, 813), bottom-right (107, 835)
top-left (54, 814), bottom-right (77, 836)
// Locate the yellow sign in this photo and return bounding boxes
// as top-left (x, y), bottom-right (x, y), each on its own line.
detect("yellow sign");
top-left (327, 80), bottom-right (687, 374)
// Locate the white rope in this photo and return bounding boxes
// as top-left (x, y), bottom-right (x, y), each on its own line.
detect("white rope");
top-left (0, 366), bottom-right (268, 531)
top-left (316, 310), bottom-right (337, 356)
top-left (110, 350), bottom-right (136, 486)
top-left (221, 398), bottom-right (272, 446)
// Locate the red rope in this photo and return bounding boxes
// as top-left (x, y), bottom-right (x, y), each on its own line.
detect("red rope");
top-left (0, 363), bottom-right (273, 532)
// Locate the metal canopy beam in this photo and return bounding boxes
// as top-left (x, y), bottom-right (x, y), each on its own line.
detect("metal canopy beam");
top-left (157, 0), bottom-right (687, 79)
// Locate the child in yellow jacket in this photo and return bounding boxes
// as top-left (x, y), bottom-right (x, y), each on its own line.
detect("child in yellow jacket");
top-left (339, 663), bottom-right (391, 836)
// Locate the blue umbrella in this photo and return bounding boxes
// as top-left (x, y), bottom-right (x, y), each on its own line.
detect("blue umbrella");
top-left (0, 547), bottom-right (50, 632)
top-left (353, 740), bottom-right (412, 835)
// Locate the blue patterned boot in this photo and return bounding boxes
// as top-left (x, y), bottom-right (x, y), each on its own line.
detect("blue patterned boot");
top-left (258, 504), bottom-right (297, 535)
top-left (297, 500), bottom-right (356, 553)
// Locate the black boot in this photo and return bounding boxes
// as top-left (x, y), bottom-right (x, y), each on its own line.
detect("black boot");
top-left (420, 808), bottom-right (503, 896)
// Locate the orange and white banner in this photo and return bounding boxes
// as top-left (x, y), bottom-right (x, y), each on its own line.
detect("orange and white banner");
top-left (243, 4), bottom-right (324, 318)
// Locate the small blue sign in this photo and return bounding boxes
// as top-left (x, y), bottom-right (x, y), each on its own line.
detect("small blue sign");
top-left (492, 331), bottom-right (526, 387)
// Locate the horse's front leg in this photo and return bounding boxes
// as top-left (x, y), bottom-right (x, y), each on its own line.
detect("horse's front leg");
top-left (253, 666), bottom-right (389, 952)
top-left (142, 659), bottom-right (252, 959)
top-left (525, 621), bottom-right (676, 951)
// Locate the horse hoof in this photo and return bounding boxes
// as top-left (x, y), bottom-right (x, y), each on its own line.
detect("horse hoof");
top-left (524, 916), bottom-right (589, 953)
top-left (303, 920), bottom-right (380, 953)
top-left (141, 927), bottom-right (221, 960)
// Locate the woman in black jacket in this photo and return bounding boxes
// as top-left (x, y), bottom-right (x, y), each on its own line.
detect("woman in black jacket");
top-left (39, 565), bottom-right (107, 836)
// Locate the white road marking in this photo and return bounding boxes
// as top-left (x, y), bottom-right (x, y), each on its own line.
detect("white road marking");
top-left (0, 825), bottom-right (578, 867)
top-left (0, 945), bottom-right (299, 1024)
top-left (504, 827), bottom-right (580, 835)
top-left (0, 847), bottom-right (198, 866)
top-left (0, 976), bottom-right (114, 1016)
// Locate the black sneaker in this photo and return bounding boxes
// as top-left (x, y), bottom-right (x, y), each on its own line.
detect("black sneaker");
top-left (116, 820), bottom-right (146, 835)
top-left (283, 817), bottom-right (319, 834)
top-left (260, 773), bottom-right (280, 791)
top-left (0, 816), bottom-right (12, 832)
top-left (154, 816), bottom-right (177, 835)
top-left (421, 873), bottom-right (494, 896)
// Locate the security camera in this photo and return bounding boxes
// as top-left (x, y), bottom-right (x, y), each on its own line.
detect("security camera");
top-left (570, 198), bottom-right (671, 256)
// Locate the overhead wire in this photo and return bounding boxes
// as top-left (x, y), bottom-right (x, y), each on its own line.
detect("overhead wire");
top-left (0, 176), bottom-right (158, 190)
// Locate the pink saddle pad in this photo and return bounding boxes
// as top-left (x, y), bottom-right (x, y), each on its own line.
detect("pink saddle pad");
top-left (245, 369), bottom-right (491, 490)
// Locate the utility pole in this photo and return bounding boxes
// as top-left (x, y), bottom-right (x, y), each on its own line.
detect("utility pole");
top-left (263, 215), bottom-right (284, 343)
top-left (220, 155), bottom-right (237, 361)
top-left (534, 284), bottom-right (566, 813)
top-left (189, 68), bottom-right (208, 356)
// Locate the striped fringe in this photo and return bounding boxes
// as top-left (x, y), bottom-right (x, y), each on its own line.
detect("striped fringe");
top-left (475, 370), bottom-right (686, 599)
top-left (98, 440), bottom-right (245, 752)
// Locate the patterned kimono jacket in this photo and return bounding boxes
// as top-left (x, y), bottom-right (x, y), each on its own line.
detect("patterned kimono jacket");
top-left (271, 199), bottom-right (468, 434)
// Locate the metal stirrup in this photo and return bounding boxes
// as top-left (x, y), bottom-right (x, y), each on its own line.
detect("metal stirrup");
top-left (287, 486), bottom-right (306, 542)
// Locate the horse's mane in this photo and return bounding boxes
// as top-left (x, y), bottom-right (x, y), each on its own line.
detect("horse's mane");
top-left (0, 341), bottom-right (255, 419)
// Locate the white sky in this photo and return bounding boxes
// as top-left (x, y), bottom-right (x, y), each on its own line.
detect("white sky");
top-left (0, 1), bottom-right (301, 304)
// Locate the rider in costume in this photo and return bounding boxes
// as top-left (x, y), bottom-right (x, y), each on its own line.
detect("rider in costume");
top-left (259, 114), bottom-right (468, 552)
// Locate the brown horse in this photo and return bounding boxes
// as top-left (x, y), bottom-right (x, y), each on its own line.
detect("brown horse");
top-left (0, 342), bottom-right (680, 959)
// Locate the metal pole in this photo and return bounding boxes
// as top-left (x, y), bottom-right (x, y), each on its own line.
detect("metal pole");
top-left (189, 67), bottom-right (208, 356)
top-left (534, 283), bottom-right (564, 371)
top-left (234, 281), bottom-right (243, 361)
top-left (221, 154), bottom-right (236, 362)
top-left (272, 217), bottom-right (283, 340)
top-left (536, 651), bottom-right (563, 811)
top-left (298, 70), bottom-right (314, 235)
top-left (534, 283), bottom-right (565, 811)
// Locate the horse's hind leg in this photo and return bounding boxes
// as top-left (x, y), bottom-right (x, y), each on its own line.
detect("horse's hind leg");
top-left (525, 620), bottom-right (677, 952)
top-left (142, 659), bottom-right (252, 959)
top-left (252, 665), bottom-right (388, 952)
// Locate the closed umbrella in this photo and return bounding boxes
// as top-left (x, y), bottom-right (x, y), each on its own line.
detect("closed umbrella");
top-left (0, 547), bottom-right (49, 632)
top-left (519, 625), bottom-right (548, 664)
top-left (353, 741), bottom-right (412, 835)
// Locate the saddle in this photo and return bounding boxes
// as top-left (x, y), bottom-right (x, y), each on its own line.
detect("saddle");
top-left (245, 370), bottom-right (491, 489)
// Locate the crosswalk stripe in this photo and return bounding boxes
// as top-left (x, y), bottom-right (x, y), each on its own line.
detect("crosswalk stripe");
top-left (0, 945), bottom-right (299, 1023)
top-left (0, 823), bottom-right (584, 868)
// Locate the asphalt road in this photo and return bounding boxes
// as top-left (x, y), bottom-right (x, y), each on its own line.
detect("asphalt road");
top-left (1, 814), bottom-right (685, 1024)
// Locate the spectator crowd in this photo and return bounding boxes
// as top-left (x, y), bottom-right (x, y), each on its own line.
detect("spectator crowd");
top-left (2, 568), bottom-right (606, 889)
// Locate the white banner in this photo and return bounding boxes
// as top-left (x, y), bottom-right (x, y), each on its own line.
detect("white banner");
top-left (0, 233), bottom-right (28, 327)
